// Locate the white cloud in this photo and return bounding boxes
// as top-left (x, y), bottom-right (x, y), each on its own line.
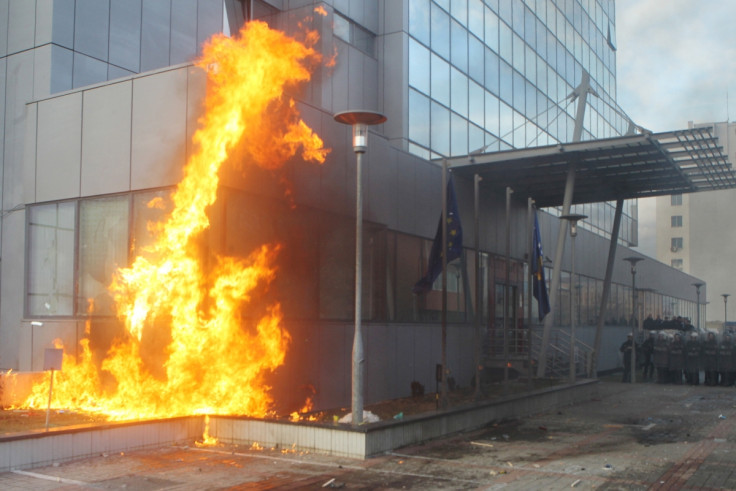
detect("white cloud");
top-left (616, 0), bottom-right (736, 257)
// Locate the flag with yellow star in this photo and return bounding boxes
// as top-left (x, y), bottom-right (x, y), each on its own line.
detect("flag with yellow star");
top-left (532, 211), bottom-right (551, 320)
top-left (413, 173), bottom-right (463, 294)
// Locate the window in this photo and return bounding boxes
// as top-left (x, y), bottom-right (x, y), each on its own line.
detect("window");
top-left (671, 259), bottom-right (683, 271)
top-left (333, 12), bottom-right (375, 56)
top-left (671, 237), bottom-right (683, 252)
top-left (671, 194), bottom-right (682, 206)
top-left (671, 215), bottom-right (683, 227)
top-left (77, 196), bottom-right (130, 315)
top-left (27, 202), bottom-right (77, 316)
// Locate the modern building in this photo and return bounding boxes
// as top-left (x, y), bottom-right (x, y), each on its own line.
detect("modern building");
top-left (656, 120), bottom-right (736, 327)
top-left (0, 0), bottom-right (722, 413)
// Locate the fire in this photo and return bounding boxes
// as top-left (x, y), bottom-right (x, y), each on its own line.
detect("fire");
top-left (21, 20), bottom-right (329, 421)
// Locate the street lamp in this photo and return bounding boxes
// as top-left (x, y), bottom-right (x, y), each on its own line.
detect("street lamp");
top-left (692, 283), bottom-right (703, 331)
top-left (334, 110), bottom-right (387, 425)
top-left (623, 256), bottom-right (644, 383)
top-left (561, 213), bottom-right (586, 383)
top-left (723, 294), bottom-right (730, 328)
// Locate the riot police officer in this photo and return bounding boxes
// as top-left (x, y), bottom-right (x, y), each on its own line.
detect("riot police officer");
top-left (684, 332), bottom-right (701, 385)
top-left (703, 332), bottom-right (719, 386)
top-left (653, 332), bottom-right (670, 383)
top-left (718, 334), bottom-right (734, 386)
top-left (669, 333), bottom-right (685, 384)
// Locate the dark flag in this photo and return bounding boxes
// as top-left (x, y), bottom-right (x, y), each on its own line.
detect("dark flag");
top-left (413, 173), bottom-right (463, 294)
top-left (532, 211), bottom-right (551, 320)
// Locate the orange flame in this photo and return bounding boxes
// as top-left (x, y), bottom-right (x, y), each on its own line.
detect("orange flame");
top-left (21, 21), bottom-right (329, 421)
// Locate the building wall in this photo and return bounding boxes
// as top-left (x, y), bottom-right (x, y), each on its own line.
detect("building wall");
top-left (656, 121), bottom-right (736, 324)
top-left (0, 1), bottom-right (711, 410)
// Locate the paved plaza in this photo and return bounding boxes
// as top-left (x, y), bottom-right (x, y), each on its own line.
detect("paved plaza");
top-left (2, 378), bottom-right (736, 489)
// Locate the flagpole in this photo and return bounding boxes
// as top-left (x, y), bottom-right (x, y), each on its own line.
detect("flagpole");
top-left (527, 199), bottom-right (533, 387)
top-left (440, 159), bottom-right (448, 408)
top-left (504, 186), bottom-right (512, 385)
top-left (474, 173), bottom-right (482, 399)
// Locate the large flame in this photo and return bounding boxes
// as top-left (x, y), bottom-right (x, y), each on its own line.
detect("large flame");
top-left (22, 20), bottom-right (328, 420)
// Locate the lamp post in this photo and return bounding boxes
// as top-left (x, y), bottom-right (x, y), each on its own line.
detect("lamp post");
top-left (623, 257), bottom-right (644, 383)
top-left (723, 294), bottom-right (730, 328)
top-left (560, 213), bottom-right (586, 383)
top-left (692, 283), bottom-right (703, 331)
top-left (334, 110), bottom-right (386, 425)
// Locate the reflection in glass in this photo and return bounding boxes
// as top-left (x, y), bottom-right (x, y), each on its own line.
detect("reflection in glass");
top-left (431, 3), bottom-right (450, 60)
top-left (78, 196), bottom-right (130, 316)
top-left (27, 202), bottom-right (76, 316)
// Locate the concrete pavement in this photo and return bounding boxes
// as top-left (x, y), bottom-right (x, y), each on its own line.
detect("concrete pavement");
top-left (2, 378), bottom-right (736, 489)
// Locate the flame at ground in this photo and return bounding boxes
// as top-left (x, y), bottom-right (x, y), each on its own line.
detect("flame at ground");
top-left (22, 21), bottom-right (328, 421)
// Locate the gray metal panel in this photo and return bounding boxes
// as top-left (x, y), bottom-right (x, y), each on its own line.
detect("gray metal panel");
top-left (74, 0), bottom-right (110, 61)
top-left (382, 0), bottom-right (404, 35)
top-left (380, 32), bottom-right (407, 148)
top-left (330, 41), bottom-right (349, 112)
top-left (394, 154), bottom-right (416, 234)
top-left (7, 0), bottom-right (35, 54)
top-left (81, 81), bottom-right (133, 196)
top-left (346, 45), bottom-right (364, 109)
top-left (110, 0), bottom-right (142, 73)
top-left (51, 0), bottom-right (75, 49)
top-left (22, 100), bottom-right (34, 205)
top-left (72, 52), bottom-right (108, 89)
top-left (0, 211), bottom-right (26, 369)
top-left (32, 44), bottom-right (52, 100)
top-left (36, 92), bottom-right (82, 202)
top-left (365, 324), bottom-right (397, 403)
top-left (290, 104), bottom-right (323, 207)
top-left (364, 133), bottom-right (396, 227)
top-left (362, 55), bottom-right (379, 110)
top-left (130, 68), bottom-right (188, 190)
top-left (171, 0), bottom-right (197, 65)
top-left (50, 44), bottom-right (73, 93)
top-left (3, 51), bottom-right (33, 210)
top-left (141, 0), bottom-right (171, 72)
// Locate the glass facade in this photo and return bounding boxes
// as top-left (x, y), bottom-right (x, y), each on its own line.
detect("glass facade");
top-left (407, 0), bottom-right (636, 244)
top-left (47, 0), bottom-right (226, 93)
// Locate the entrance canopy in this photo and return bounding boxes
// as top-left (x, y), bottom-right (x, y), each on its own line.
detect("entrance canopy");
top-left (447, 127), bottom-right (736, 207)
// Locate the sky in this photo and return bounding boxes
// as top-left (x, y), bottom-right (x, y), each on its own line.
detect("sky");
top-left (615, 0), bottom-right (736, 257)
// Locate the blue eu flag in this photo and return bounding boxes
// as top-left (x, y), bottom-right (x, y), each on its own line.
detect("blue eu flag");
top-left (413, 173), bottom-right (463, 294)
top-left (532, 211), bottom-right (551, 320)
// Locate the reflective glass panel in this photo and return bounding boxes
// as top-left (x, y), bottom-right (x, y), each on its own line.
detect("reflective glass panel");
top-left (409, 88), bottom-right (431, 147)
top-left (409, 38), bottom-right (430, 94)
top-left (450, 112), bottom-right (467, 156)
top-left (468, 79), bottom-right (484, 126)
top-left (27, 202), bottom-right (76, 316)
top-left (431, 3), bottom-right (450, 60)
top-left (171, 0), bottom-right (197, 65)
top-left (110, 0), bottom-right (142, 72)
top-left (74, 0), bottom-right (109, 61)
top-left (484, 7), bottom-right (499, 53)
top-left (450, 67), bottom-right (468, 119)
top-left (72, 53), bottom-right (108, 89)
top-left (431, 53), bottom-right (450, 106)
top-left (450, 19), bottom-right (468, 72)
top-left (78, 196), bottom-right (130, 316)
top-left (467, 0), bottom-right (483, 39)
top-left (468, 34), bottom-right (484, 83)
top-left (409, 0), bottom-right (430, 45)
top-left (430, 102), bottom-right (450, 157)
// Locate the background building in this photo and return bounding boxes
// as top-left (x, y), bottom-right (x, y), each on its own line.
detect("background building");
top-left (0, 0), bottom-right (709, 411)
top-left (656, 120), bottom-right (736, 327)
